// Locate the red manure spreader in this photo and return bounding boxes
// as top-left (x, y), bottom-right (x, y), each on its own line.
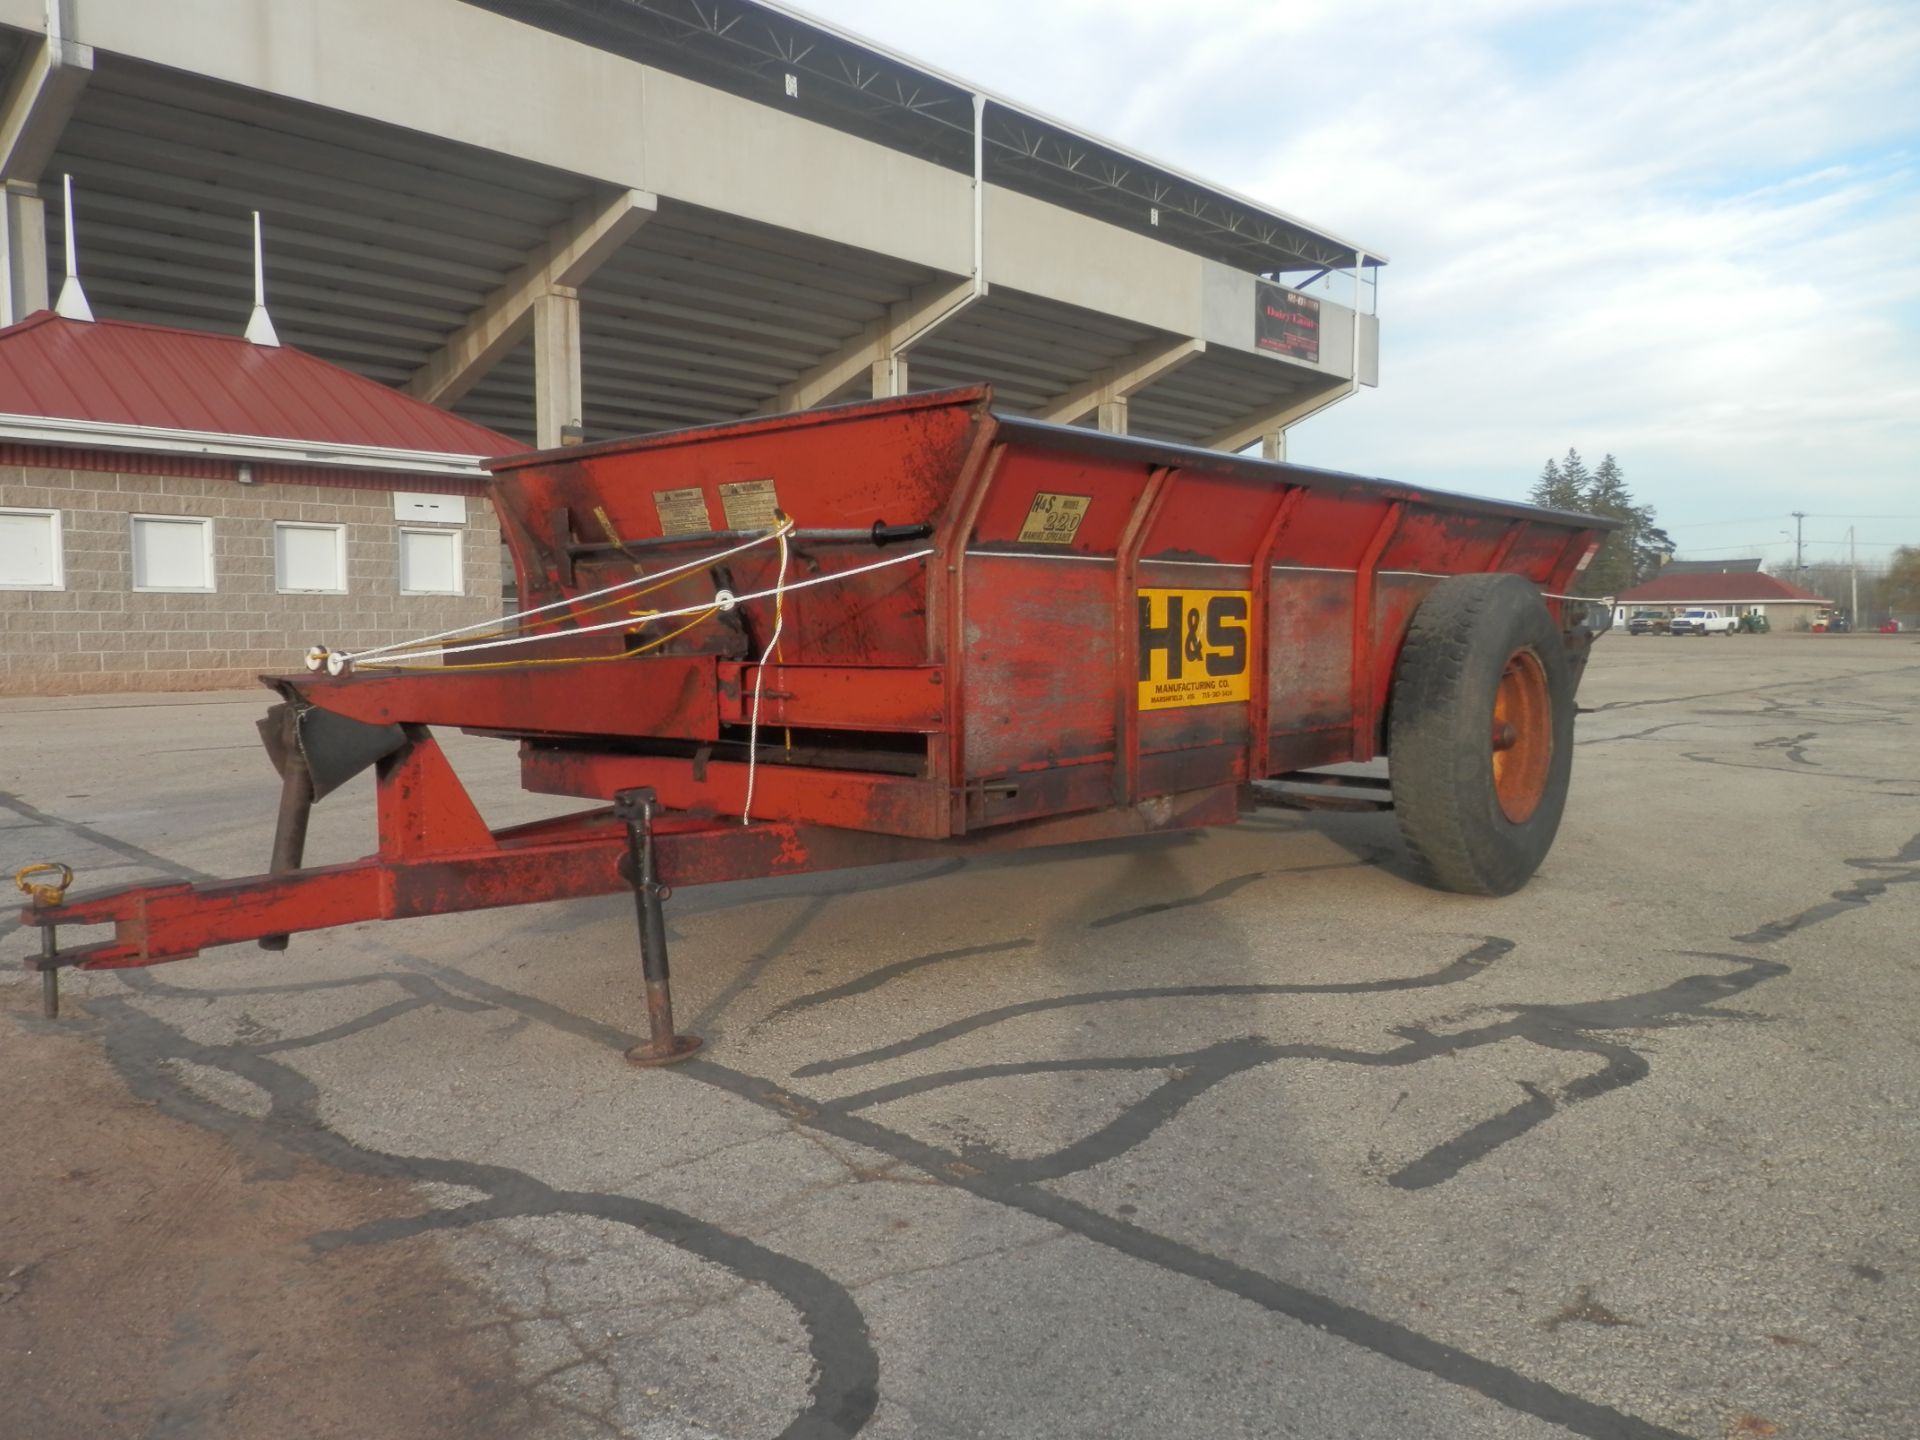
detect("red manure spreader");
top-left (17, 387), bottom-right (1612, 1063)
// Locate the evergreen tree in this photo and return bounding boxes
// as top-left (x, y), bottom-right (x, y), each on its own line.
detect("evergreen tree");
top-left (1529, 455), bottom-right (1581, 511)
top-left (1581, 455), bottom-right (1638, 596)
top-left (1588, 454), bottom-right (1628, 509)
top-left (1523, 449), bottom-right (1671, 596)
top-left (1633, 519), bottom-right (1675, 584)
top-left (1559, 447), bottom-right (1591, 500)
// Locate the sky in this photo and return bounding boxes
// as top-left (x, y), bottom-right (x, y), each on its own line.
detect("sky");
top-left (793, 0), bottom-right (1920, 574)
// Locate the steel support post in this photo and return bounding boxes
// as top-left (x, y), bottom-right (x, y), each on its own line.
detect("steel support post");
top-left (614, 788), bottom-right (703, 1067)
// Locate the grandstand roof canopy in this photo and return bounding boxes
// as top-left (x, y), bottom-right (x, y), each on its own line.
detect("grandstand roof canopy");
top-left (0, 0), bottom-right (1383, 451)
top-left (461, 0), bottom-right (1381, 277)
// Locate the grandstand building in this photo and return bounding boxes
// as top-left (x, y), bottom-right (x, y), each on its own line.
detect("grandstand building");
top-left (0, 0), bottom-right (1383, 693)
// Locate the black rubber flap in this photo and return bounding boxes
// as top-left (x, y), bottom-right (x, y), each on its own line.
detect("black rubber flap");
top-left (298, 706), bottom-right (408, 801)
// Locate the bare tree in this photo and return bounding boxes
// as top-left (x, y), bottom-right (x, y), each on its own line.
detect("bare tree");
top-left (1886, 546), bottom-right (1920, 624)
top-left (1800, 560), bottom-right (1885, 624)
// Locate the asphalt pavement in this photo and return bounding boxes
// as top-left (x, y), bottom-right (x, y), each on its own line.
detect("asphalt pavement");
top-left (3, 633), bottom-right (1916, 1439)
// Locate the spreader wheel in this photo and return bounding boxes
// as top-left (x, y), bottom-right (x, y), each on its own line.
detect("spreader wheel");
top-left (1386, 573), bottom-right (1575, 896)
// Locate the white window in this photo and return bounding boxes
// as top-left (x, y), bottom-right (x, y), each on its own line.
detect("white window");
top-left (0, 507), bottom-right (62, 589)
top-left (131, 514), bottom-right (215, 592)
top-left (274, 521), bottom-right (347, 594)
top-left (399, 527), bottom-right (463, 595)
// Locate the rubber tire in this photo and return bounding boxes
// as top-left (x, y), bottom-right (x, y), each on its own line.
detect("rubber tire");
top-left (1387, 573), bottom-right (1575, 896)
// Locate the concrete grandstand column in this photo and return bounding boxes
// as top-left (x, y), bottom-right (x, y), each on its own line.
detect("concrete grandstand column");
top-left (533, 285), bottom-right (583, 450)
top-left (1262, 429), bottom-right (1285, 462)
top-left (1204, 378), bottom-right (1350, 455)
top-left (871, 353), bottom-right (908, 398)
top-left (775, 278), bottom-right (971, 412)
top-left (408, 189), bottom-right (655, 410)
top-left (2, 23), bottom-right (93, 326)
top-left (1, 181), bottom-right (48, 325)
top-left (1033, 337), bottom-right (1203, 428)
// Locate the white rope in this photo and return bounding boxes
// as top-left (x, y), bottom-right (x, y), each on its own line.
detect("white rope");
top-left (352, 546), bottom-right (934, 669)
top-left (336, 522), bottom-right (796, 665)
top-left (740, 521), bottom-right (791, 826)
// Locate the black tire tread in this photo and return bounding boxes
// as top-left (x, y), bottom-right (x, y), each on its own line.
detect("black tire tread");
top-left (1387, 574), bottom-right (1574, 896)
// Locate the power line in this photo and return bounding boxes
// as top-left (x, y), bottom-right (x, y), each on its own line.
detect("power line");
top-left (1662, 516), bottom-right (1794, 530)
top-left (1675, 539), bottom-right (1912, 554)
top-left (1663, 513), bottom-right (1920, 530)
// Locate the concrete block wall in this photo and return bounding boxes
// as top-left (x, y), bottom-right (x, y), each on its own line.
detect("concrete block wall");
top-left (1, 464), bottom-right (501, 695)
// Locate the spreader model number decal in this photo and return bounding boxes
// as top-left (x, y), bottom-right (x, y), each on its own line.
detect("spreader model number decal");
top-left (1137, 588), bottom-right (1251, 711)
top-left (1017, 492), bottom-right (1091, 545)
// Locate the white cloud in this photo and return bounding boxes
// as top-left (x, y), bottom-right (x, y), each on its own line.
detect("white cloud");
top-left (796, 0), bottom-right (1920, 565)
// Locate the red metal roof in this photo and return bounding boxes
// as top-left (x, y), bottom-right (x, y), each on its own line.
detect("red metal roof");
top-left (0, 311), bottom-right (515, 456)
top-left (1618, 571), bottom-right (1830, 604)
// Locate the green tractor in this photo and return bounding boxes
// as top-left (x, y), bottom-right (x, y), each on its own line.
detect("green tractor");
top-left (1738, 612), bottom-right (1771, 634)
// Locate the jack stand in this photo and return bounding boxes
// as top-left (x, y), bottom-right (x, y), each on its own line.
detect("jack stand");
top-left (614, 788), bottom-right (703, 1067)
top-left (14, 862), bottom-right (72, 1019)
top-left (40, 925), bottom-right (59, 1019)
top-left (258, 704), bottom-right (315, 952)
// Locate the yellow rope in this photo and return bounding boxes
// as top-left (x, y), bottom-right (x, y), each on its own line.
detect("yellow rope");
top-left (438, 518), bottom-right (797, 650)
top-left (435, 570), bottom-right (710, 649)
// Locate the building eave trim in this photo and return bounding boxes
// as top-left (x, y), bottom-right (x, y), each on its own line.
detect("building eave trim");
top-left (0, 413), bottom-right (498, 477)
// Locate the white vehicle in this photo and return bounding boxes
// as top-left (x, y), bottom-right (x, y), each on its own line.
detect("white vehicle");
top-left (1668, 607), bottom-right (1738, 637)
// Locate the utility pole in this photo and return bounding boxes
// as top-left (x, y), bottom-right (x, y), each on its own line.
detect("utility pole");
top-left (1849, 526), bottom-right (1858, 624)
top-left (1791, 511), bottom-right (1806, 577)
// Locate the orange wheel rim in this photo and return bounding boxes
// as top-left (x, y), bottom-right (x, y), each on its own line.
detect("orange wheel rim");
top-left (1491, 648), bottom-right (1551, 824)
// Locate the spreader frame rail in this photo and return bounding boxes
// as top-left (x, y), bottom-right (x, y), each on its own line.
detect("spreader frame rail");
top-left (19, 723), bottom-right (1241, 1058)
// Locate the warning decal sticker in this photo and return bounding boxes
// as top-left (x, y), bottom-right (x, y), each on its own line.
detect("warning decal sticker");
top-left (718, 478), bottom-right (781, 531)
top-left (1017, 492), bottom-right (1091, 545)
top-left (1137, 588), bottom-right (1252, 711)
top-left (653, 487), bottom-right (711, 536)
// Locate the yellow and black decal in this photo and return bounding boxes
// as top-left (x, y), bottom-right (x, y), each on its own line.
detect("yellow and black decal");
top-left (1137, 588), bottom-right (1251, 710)
top-left (1017, 492), bottom-right (1091, 545)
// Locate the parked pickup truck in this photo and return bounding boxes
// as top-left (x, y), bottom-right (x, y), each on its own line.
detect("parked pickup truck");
top-left (1627, 610), bottom-right (1669, 635)
top-left (1669, 607), bottom-right (1738, 636)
